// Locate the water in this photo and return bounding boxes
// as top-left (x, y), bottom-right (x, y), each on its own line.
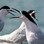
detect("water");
top-left (0, 0), bottom-right (44, 44)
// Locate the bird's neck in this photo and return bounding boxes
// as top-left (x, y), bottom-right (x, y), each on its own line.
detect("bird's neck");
top-left (22, 16), bottom-right (33, 25)
top-left (0, 9), bottom-right (8, 20)
top-left (22, 17), bottom-right (41, 34)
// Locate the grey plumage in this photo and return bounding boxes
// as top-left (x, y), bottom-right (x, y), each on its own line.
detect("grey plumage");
top-left (0, 6), bottom-right (16, 32)
top-left (0, 20), bottom-right (4, 31)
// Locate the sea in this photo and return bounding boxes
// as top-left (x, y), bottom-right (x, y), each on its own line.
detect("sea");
top-left (0, 0), bottom-right (44, 44)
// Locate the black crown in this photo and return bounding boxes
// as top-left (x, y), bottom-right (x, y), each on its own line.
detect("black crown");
top-left (0, 6), bottom-right (10, 10)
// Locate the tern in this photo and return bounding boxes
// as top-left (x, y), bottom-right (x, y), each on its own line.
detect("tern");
top-left (0, 7), bottom-right (27, 44)
top-left (0, 6), bottom-right (16, 32)
top-left (11, 8), bottom-right (44, 44)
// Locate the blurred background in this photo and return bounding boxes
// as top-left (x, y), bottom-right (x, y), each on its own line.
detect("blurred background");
top-left (0, 0), bottom-right (44, 37)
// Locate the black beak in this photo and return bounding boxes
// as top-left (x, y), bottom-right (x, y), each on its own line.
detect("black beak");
top-left (7, 9), bottom-right (17, 16)
top-left (8, 9), bottom-right (16, 13)
top-left (12, 8), bottom-right (21, 14)
top-left (7, 9), bottom-right (20, 19)
top-left (9, 8), bottom-right (21, 19)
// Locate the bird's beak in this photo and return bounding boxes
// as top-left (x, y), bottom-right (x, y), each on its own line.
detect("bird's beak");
top-left (12, 8), bottom-right (21, 14)
top-left (9, 8), bottom-right (21, 19)
top-left (7, 9), bottom-right (20, 19)
top-left (7, 9), bottom-right (16, 16)
top-left (7, 8), bottom-right (21, 16)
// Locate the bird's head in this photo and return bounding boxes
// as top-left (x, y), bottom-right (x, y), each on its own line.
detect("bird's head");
top-left (10, 9), bottom-right (37, 25)
top-left (28, 10), bottom-right (38, 21)
top-left (0, 6), bottom-right (16, 16)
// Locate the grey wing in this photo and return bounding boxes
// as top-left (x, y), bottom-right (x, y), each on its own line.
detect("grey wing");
top-left (0, 20), bottom-right (4, 32)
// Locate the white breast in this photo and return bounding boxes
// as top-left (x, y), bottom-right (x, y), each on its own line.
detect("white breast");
top-left (24, 18), bottom-right (41, 34)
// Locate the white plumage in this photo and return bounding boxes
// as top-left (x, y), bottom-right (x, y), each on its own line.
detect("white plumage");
top-left (13, 9), bottom-right (44, 44)
top-left (0, 6), bottom-right (16, 32)
top-left (0, 9), bottom-right (8, 31)
top-left (19, 11), bottom-right (44, 44)
top-left (0, 21), bottom-right (26, 44)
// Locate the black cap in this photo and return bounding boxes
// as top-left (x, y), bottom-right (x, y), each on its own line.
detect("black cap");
top-left (22, 11), bottom-right (29, 15)
top-left (0, 6), bottom-right (10, 10)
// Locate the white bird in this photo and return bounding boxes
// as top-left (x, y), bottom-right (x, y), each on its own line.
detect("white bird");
top-left (12, 9), bottom-right (44, 44)
top-left (0, 6), bottom-right (16, 32)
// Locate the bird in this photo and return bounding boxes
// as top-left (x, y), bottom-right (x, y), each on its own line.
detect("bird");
top-left (0, 7), bottom-right (27, 44)
top-left (0, 5), bottom-right (16, 32)
top-left (11, 9), bottom-right (44, 44)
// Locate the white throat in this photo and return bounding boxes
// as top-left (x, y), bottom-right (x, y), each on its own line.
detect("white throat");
top-left (0, 9), bottom-right (8, 20)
